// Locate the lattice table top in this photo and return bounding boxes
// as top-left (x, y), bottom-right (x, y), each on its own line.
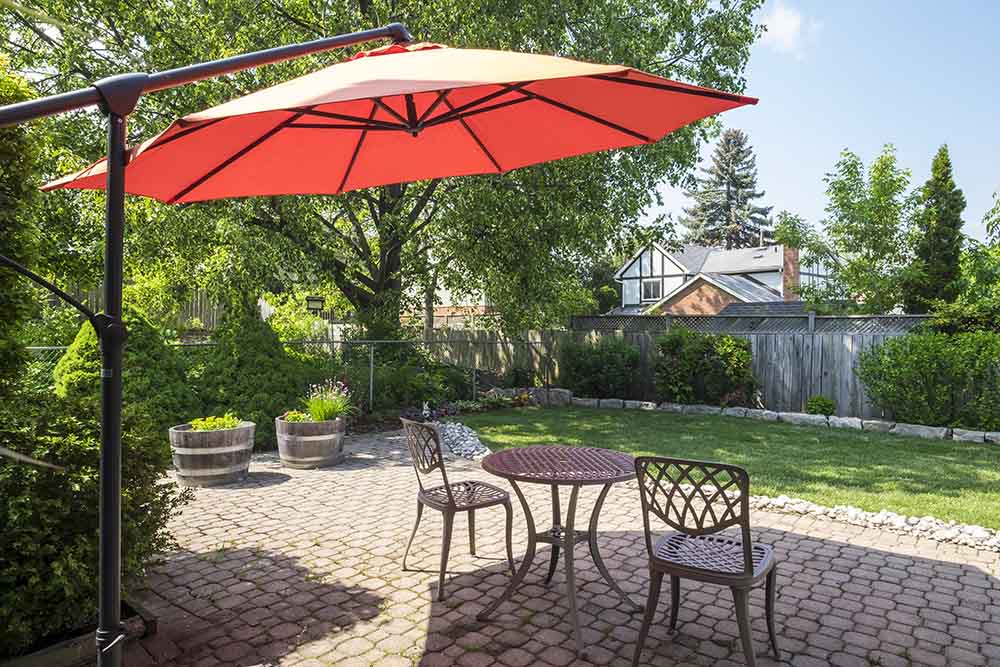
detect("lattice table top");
top-left (482, 445), bottom-right (635, 486)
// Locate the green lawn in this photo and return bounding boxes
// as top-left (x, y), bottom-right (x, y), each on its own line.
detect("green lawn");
top-left (458, 407), bottom-right (1000, 529)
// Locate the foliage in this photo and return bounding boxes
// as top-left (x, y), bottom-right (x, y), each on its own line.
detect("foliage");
top-left (560, 336), bottom-right (640, 399)
top-left (53, 309), bottom-right (198, 435)
top-left (857, 332), bottom-right (1000, 430)
top-left (344, 354), bottom-right (473, 412)
top-left (681, 128), bottom-right (773, 248)
top-left (927, 236), bottom-right (1000, 334)
top-left (263, 290), bottom-right (347, 341)
top-left (0, 381), bottom-right (189, 657)
top-left (805, 395), bottom-right (836, 416)
top-left (654, 328), bottom-right (756, 406)
top-left (0, 63), bottom-right (38, 402)
top-left (774, 145), bottom-right (917, 314)
top-left (302, 379), bottom-right (357, 421)
top-left (5, 0), bottom-right (764, 336)
top-left (282, 410), bottom-right (310, 423)
top-left (14, 300), bottom-right (82, 347)
top-left (461, 407), bottom-right (1000, 528)
top-left (902, 146), bottom-right (966, 314)
top-left (190, 414), bottom-right (240, 431)
top-left (193, 307), bottom-right (313, 447)
top-left (500, 365), bottom-right (537, 389)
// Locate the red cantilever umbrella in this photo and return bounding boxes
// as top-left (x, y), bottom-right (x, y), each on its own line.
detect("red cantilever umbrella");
top-left (45, 41), bottom-right (755, 201)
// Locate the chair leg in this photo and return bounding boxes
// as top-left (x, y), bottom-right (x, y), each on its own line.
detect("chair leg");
top-left (631, 570), bottom-right (663, 667)
top-left (668, 575), bottom-right (680, 632)
top-left (732, 586), bottom-right (756, 667)
top-left (503, 501), bottom-right (515, 575)
top-left (468, 509), bottom-right (476, 555)
top-left (402, 500), bottom-right (424, 571)
top-left (438, 510), bottom-right (454, 601)
top-left (765, 566), bottom-right (780, 659)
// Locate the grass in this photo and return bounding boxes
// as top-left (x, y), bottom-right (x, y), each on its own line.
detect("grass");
top-left (458, 407), bottom-right (1000, 529)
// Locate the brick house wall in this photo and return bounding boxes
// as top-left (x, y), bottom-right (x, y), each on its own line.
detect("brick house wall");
top-left (647, 280), bottom-right (738, 316)
top-left (783, 246), bottom-right (800, 301)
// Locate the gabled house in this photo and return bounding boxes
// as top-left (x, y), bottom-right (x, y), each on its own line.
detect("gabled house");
top-left (611, 243), bottom-right (822, 316)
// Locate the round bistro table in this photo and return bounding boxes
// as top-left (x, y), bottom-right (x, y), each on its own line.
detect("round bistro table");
top-left (476, 445), bottom-right (643, 657)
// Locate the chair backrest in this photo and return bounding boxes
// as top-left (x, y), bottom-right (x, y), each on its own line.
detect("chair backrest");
top-left (400, 418), bottom-right (454, 505)
top-left (635, 456), bottom-right (753, 575)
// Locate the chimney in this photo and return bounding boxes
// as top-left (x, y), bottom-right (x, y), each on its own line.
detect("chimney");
top-left (782, 245), bottom-right (800, 301)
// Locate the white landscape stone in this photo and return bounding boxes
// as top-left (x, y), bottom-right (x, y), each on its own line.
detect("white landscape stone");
top-left (987, 432), bottom-right (1000, 444)
top-left (434, 421), bottom-right (490, 460)
top-left (683, 404), bottom-right (722, 415)
top-left (890, 423), bottom-right (951, 440)
top-left (572, 397), bottom-right (598, 408)
top-left (778, 412), bottom-right (829, 427)
top-left (952, 428), bottom-right (986, 443)
top-left (722, 407), bottom-right (748, 418)
top-left (657, 402), bottom-right (685, 413)
top-left (745, 409), bottom-right (778, 421)
top-left (861, 419), bottom-right (894, 432)
top-left (828, 416), bottom-right (862, 430)
top-left (624, 400), bottom-right (657, 410)
top-left (598, 398), bottom-right (624, 409)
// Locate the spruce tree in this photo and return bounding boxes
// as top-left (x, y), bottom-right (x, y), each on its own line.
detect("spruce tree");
top-left (681, 129), bottom-right (774, 249)
top-left (903, 145), bottom-right (966, 314)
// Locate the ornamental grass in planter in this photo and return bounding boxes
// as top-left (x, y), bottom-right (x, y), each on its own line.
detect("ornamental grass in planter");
top-left (276, 380), bottom-right (358, 469)
top-left (168, 414), bottom-right (255, 487)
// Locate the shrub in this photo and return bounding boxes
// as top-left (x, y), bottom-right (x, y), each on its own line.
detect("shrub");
top-left (654, 328), bottom-right (757, 406)
top-left (501, 365), bottom-right (537, 389)
top-left (805, 395), bottom-right (836, 416)
top-left (0, 383), bottom-right (189, 657)
top-left (344, 355), bottom-right (472, 412)
top-left (54, 310), bottom-right (198, 436)
top-left (857, 332), bottom-right (1000, 430)
top-left (190, 414), bottom-right (240, 431)
top-left (560, 336), bottom-right (640, 399)
top-left (193, 309), bottom-right (313, 447)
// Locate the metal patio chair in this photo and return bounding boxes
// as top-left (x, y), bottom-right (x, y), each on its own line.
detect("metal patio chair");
top-left (632, 456), bottom-right (780, 667)
top-left (400, 418), bottom-right (515, 600)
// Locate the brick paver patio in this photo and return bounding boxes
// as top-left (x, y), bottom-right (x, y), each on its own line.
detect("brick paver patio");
top-left (128, 432), bottom-right (1000, 667)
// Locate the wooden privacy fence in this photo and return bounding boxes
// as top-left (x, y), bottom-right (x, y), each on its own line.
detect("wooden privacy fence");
top-left (428, 315), bottom-right (929, 418)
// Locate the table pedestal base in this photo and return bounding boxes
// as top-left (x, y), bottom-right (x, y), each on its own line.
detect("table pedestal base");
top-left (477, 481), bottom-right (643, 657)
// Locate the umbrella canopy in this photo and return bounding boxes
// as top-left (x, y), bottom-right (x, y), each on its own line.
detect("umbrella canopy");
top-left (44, 42), bottom-right (756, 202)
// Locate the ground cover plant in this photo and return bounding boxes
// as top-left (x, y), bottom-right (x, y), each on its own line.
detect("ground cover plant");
top-left (460, 407), bottom-right (1000, 528)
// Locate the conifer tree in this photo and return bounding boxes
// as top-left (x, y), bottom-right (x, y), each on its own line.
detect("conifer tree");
top-left (902, 145), bottom-right (966, 314)
top-left (681, 129), bottom-right (773, 248)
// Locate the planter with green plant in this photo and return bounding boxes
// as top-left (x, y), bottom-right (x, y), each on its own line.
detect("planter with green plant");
top-left (168, 414), bottom-right (255, 487)
top-left (276, 380), bottom-right (358, 469)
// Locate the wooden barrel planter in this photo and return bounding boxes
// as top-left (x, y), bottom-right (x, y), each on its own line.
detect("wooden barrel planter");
top-left (275, 416), bottom-right (346, 469)
top-left (168, 421), bottom-right (255, 487)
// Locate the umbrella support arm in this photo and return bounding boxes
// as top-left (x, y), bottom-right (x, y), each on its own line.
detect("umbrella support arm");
top-left (0, 22), bottom-right (414, 667)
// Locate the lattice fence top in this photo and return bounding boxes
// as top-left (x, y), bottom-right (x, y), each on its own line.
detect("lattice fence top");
top-left (569, 314), bottom-right (929, 335)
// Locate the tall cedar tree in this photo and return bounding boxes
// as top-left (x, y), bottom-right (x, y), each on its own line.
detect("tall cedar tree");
top-left (682, 129), bottom-right (773, 249)
top-left (903, 145), bottom-right (966, 313)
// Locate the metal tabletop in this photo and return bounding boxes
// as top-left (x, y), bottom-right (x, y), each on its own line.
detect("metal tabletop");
top-left (482, 445), bottom-right (636, 486)
top-left (477, 445), bottom-right (642, 658)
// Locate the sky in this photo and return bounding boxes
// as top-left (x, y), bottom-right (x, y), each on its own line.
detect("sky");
top-left (647, 0), bottom-right (1000, 242)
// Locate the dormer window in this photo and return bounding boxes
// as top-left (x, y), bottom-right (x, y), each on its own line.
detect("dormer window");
top-left (642, 278), bottom-right (661, 302)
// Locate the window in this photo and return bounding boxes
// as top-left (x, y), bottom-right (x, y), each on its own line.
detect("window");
top-left (642, 278), bottom-right (661, 302)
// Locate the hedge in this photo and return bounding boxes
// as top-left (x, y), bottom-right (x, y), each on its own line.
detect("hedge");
top-left (654, 328), bottom-right (757, 406)
top-left (560, 336), bottom-right (640, 399)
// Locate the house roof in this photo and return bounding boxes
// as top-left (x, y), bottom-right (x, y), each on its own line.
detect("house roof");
top-left (669, 244), bottom-right (713, 273)
top-left (641, 272), bottom-right (781, 314)
top-left (605, 305), bottom-right (647, 316)
top-left (700, 244), bottom-right (783, 273)
top-left (719, 300), bottom-right (809, 316)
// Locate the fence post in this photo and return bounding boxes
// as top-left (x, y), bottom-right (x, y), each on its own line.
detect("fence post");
top-left (472, 365), bottom-right (477, 400)
top-left (808, 310), bottom-right (816, 333)
top-left (368, 343), bottom-right (375, 411)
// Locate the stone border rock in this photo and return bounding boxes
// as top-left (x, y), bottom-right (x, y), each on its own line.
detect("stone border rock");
top-left (433, 421), bottom-right (490, 460)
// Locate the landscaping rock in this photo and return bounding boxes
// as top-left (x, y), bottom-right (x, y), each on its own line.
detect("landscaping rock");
top-left (624, 400), bottom-right (657, 410)
top-left (779, 412), bottom-right (828, 427)
top-left (891, 423), bottom-right (951, 440)
top-left (683, 404), bottom-right (722, 415)
top-left (745, 409), bottom-right (778, 421)
top-left (722, 407), bottom-right (747, 418)
top-left (530, 387), bottom-right (572, 407)
top-left (829, 416), bottom-right (863, 430)
top-left (657, 402), bottom-right (685, 413)
top-left (952, 428), bottom-right (986, 443)
top-left (987, 432), bottom-right (1000, 444)
top-left (434, 421), bottom-right (490, 460)
top-left (572, 397), bottom-right (598, 408)
top-left (862, 419), bottom-right (894, 432)
top-left (599, 398), bottom-right (624, 409)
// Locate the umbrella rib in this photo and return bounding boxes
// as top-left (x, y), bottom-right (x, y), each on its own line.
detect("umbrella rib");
top-left (292, 107), bottom-right (407, 131)
top-left (288, 123), bottom-right (398, 131)
top-left (442, 98), bottom-right (501, 173)
top-left (423, 96), bottom-right (532, 128)
top-left (143, 118), bottom-right (228, 154)
top-left (167, 109), bottom-right (310, 204)
top-left (421, 83), bottom-right (529, 126)
top-left (521, 89), bottom-right (651, 143)
top-left (591, 74), bottom-right (749, 103)
top-left (337, 101), bottom-right (378, 193)
top-left (416, 89), bottom-right (451, 125)
top-left (372, 97), bottom-right (409, 127)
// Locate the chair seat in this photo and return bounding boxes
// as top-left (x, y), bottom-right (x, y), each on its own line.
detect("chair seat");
top-left (652, 532), bottom-right (774, 583)
top-left (419, 480), bottom-right (509, 510)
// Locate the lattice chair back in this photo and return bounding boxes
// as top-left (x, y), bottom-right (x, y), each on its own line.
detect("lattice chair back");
top-left (635, 456), bottom-right (754, 576)
top-left (400, 418), bottom-right (455, 505)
